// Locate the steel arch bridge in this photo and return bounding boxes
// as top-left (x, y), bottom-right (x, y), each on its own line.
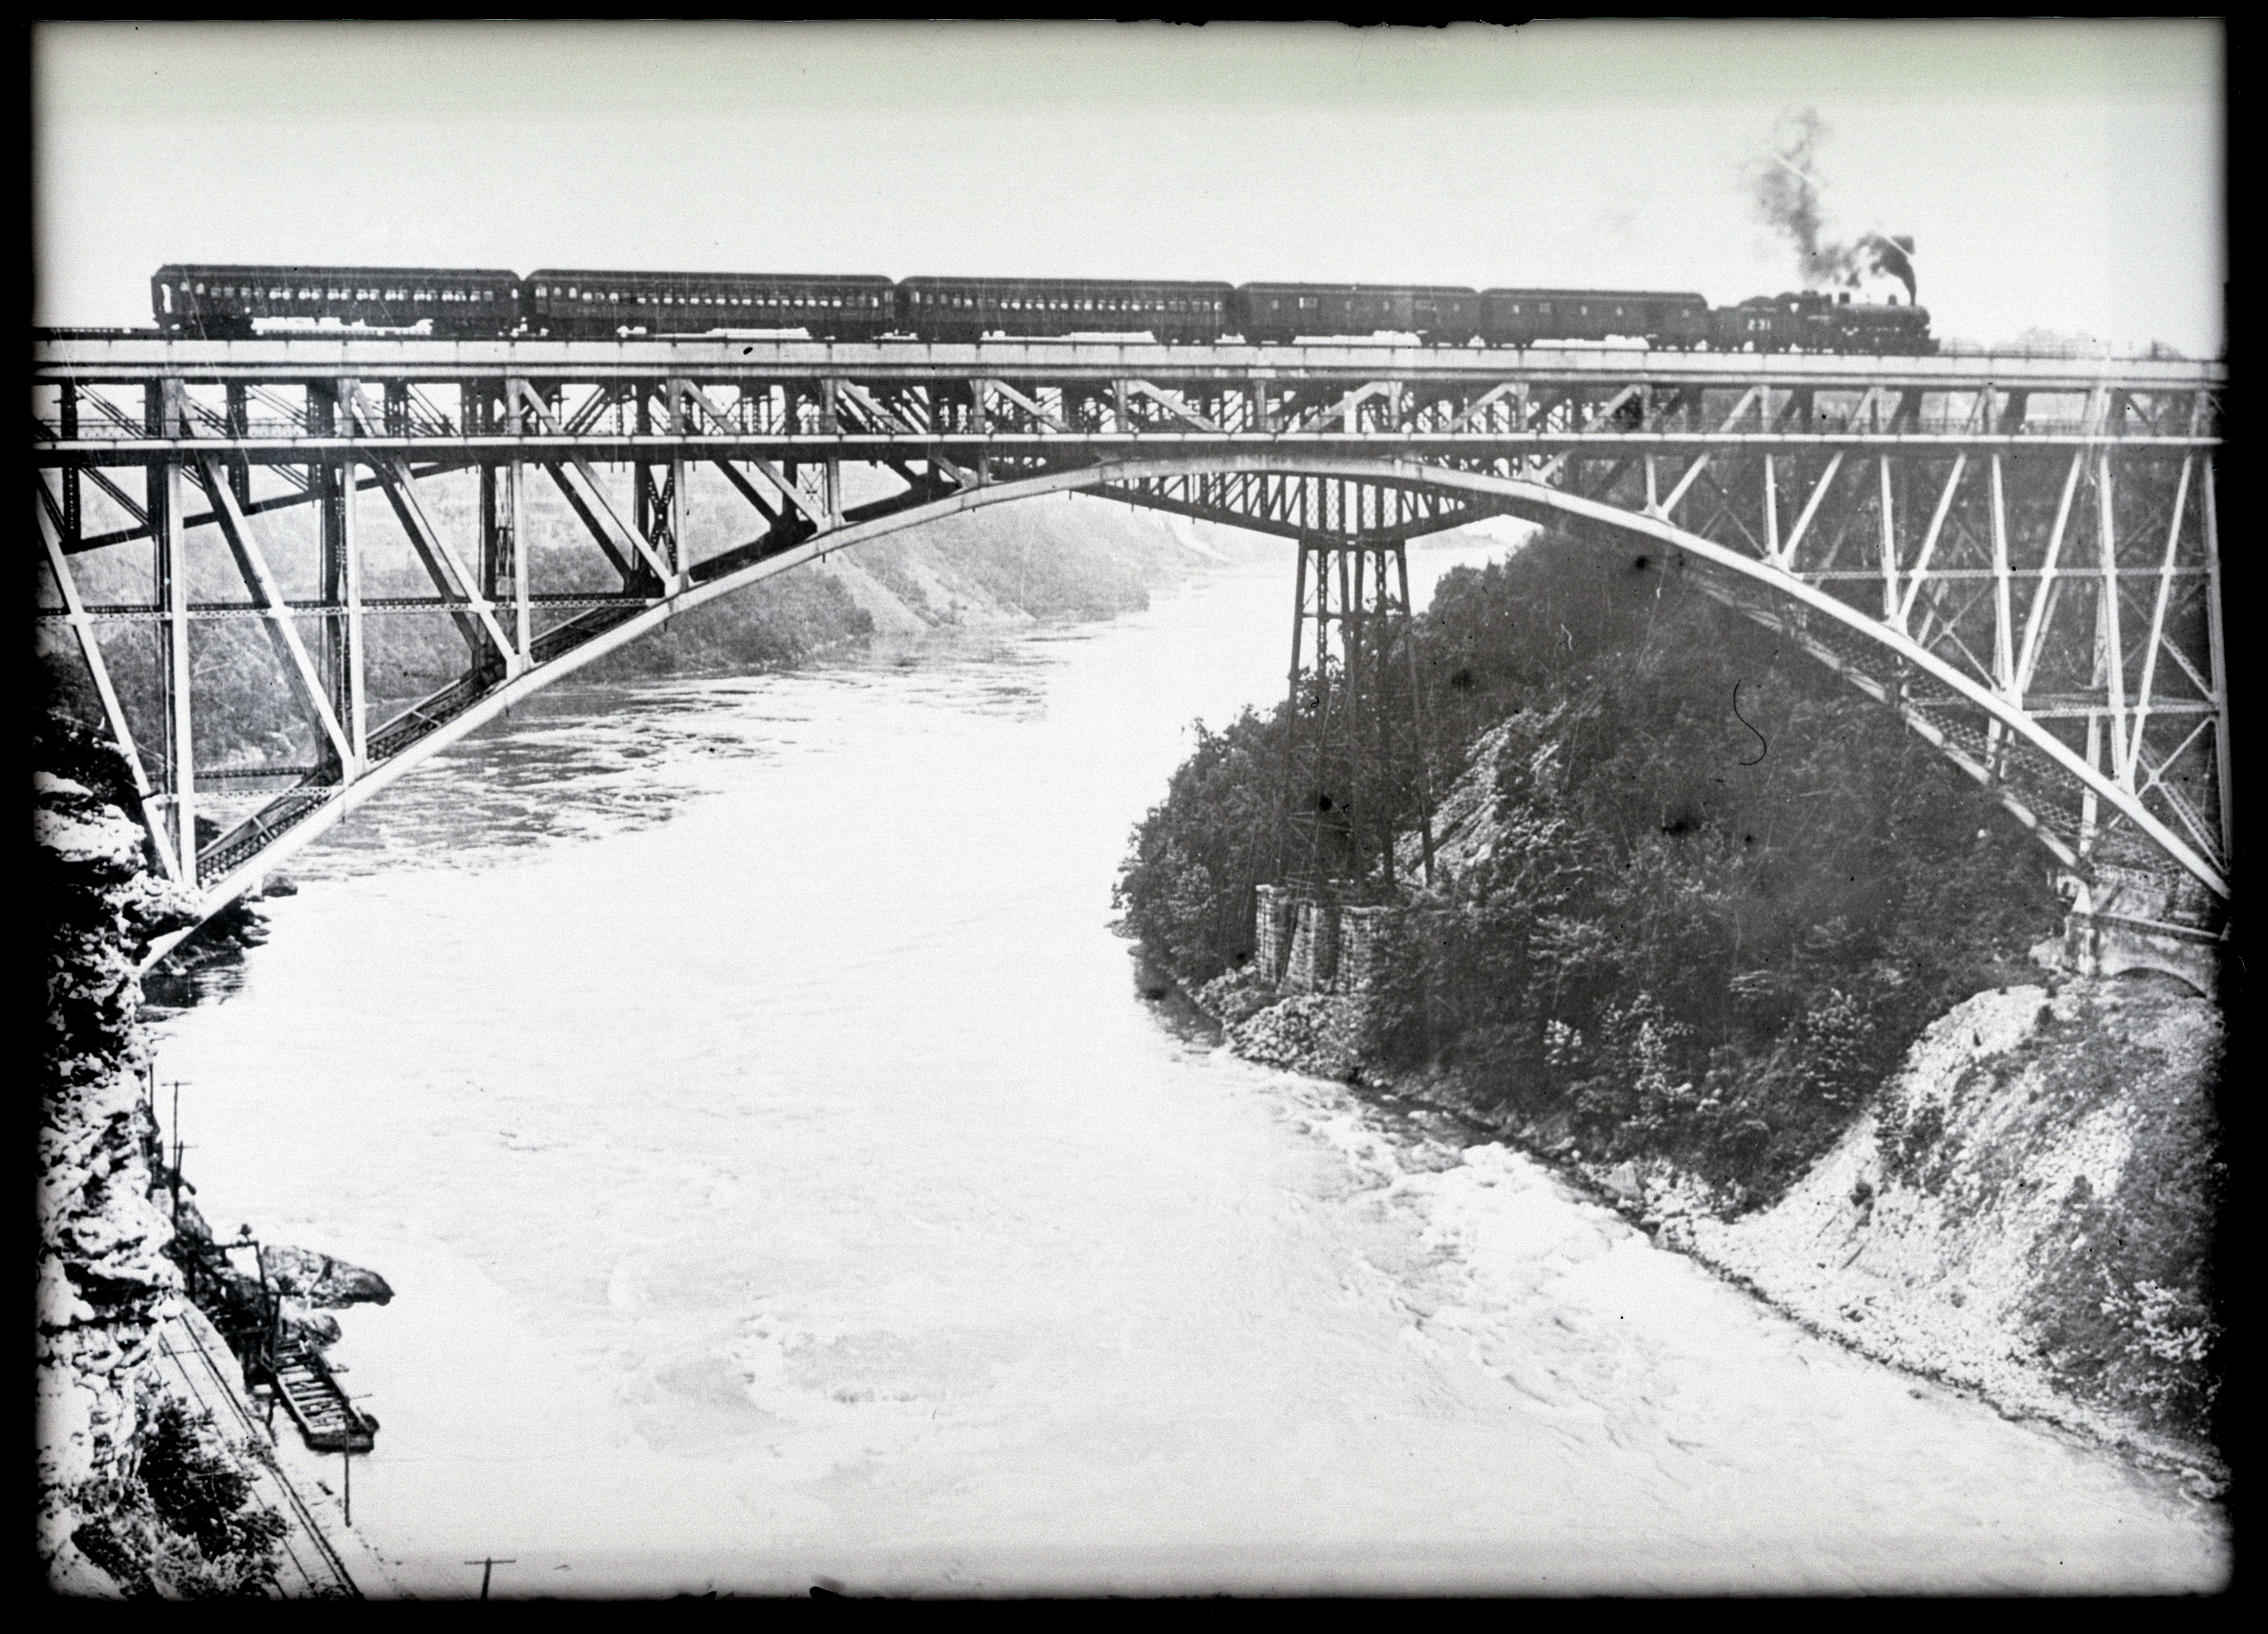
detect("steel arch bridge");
top-left (33, 334), bottom-right (2228, 975)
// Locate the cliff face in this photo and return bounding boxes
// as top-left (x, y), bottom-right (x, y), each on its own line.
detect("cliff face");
top-left (35, 756), bottom-right (193, 1587)
top-left (37, 732), bottom-right (302, 1596)
top-left (1685, 978), bottom-right (2223, 1480)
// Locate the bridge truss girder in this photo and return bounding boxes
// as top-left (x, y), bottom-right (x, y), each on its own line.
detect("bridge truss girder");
top-left (30, 338), bottom-right (2226, 963)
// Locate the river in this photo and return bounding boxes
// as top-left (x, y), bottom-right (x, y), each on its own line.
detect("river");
top-left (147, 536), bottom-right (2228, 1596)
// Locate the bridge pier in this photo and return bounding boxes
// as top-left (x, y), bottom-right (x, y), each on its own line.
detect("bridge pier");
top-left (2049, 910), bottom-right (2222, 998)
top-left (2041, 863), bottom-right (2224, 997)
top-left (1278, 534), bottom-right (1434, 893)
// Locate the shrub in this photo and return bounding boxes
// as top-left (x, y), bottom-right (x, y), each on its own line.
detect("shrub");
top-left (1123, 526), bottom-right (2064, 1205)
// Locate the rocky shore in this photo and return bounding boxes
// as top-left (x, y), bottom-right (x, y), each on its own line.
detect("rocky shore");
top-left (38, 722), bottom-right (400, 1596)
top-left (1179, 962), bottom-right (2226, 1497)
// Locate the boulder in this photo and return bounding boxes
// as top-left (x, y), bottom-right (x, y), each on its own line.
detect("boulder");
top-left (278, 1304), bottom-right (343, 1352)
top-left (258, 1245), bottom-right (393, 1308)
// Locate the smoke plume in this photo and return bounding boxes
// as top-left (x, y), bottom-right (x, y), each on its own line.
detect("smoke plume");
top-left (1748, 109), bottom-right (1918, 302)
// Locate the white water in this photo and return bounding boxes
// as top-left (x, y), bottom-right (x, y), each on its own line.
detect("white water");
top-left (150, 542), bottom-right (2227, 1596)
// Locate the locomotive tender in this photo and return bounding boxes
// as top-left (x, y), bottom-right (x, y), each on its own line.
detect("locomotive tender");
top-left (150, 264), bottom-right (1935, 354)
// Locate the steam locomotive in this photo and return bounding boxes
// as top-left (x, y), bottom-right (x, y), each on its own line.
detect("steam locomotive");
top-left (150, 265), bottom-right (1936, 354)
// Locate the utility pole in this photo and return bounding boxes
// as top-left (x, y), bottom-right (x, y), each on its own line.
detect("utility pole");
top-left (167, 1081), bottom-right (188, 1228)
top-left (342, 1394), bottom-right (372, 1526)
top-left (465, 1558), bottom-right (517, 1600)
top-left (168, 1146), bottom-right (195, 1237)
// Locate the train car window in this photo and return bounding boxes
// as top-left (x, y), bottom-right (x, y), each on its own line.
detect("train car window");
top-left (194, 283), bottom-right (206, 294)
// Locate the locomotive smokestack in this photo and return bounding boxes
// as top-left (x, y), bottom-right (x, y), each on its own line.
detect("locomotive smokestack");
top-left (1862, 234), bottom-right (1918, 302)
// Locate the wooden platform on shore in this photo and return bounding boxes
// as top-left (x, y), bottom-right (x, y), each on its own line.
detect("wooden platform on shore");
top-left (267, 1339), bottom-right (378, 1455)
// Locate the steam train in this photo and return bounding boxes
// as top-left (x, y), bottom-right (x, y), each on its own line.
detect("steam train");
top-left (150, 265), bottom-right (1936, 354)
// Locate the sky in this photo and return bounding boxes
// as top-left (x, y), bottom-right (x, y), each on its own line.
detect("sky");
top-left (32, 20), bottom-right (2226, 354)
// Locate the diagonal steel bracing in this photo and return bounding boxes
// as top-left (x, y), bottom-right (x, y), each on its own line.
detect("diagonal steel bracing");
top-left (30, 335), bottom-right (2226, 961)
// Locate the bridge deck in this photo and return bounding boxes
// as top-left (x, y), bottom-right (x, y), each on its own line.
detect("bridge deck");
top-left (33, 333), bottom-right (2226, 391)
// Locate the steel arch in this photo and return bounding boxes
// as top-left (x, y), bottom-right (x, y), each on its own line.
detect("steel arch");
top-left (126, 449), bottom-right (2222, 969)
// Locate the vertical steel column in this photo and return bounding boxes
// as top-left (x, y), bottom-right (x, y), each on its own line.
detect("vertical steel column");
top-left (508, 433), bottom-right (528, 670)
top-left (338, 386), bottom-right (367, 771)
top-left (2094, 454), bottom-right (2130, 783)
top-left (1394, 544), bottom-right (1436, 885)
top-left (1983, 453), bottom-right (2015, 781)
top-left (157, 379), bottom-right (195, 889)
top-left (480, 457), bottom-right (502, 608)
top-left (2078, 712), bottom-right (2104, 860)
top-left (1762, 453), bottom-right (1779, 561)
top-left (634, 385), bottom-right (655, 573)
top-left (225, 384), bottom-right (250, 509)
top-left (2200, 459), bottom-right (2231, 857)
top-left (670, 378), bottom-right (693, 581)
top-left (1878, 456), bottom-right (1900, 624)
top-left (960, 377), bottom-right (984, 489)
top-left (58, 382), bottom-right (80, 545)
top-left (1271, 543), bottom-right (1310, 884)
top-left (494, 378), bottom-right (528, 666)
top-left (1989, 455), bottom-right (2015, 693)
top-left (312, 384), bottom-right (351, 777)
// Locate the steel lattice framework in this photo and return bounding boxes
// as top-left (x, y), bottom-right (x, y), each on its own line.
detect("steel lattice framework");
top-left (32, 334), bottom-right (2227, 969)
